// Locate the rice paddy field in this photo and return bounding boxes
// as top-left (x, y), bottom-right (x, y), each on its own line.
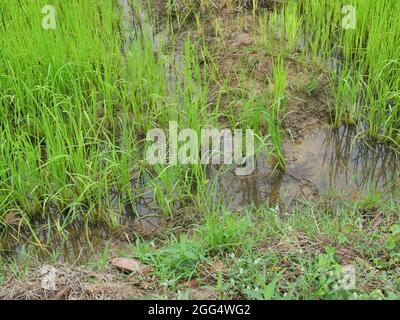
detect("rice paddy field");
top-left (0, 0), bottom-right (400, 300)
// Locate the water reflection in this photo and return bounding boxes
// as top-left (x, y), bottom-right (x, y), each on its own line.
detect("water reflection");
top-left (3, 125), bottom-right (399, 263)
top-left (214, 125), bottom-right (400, 209)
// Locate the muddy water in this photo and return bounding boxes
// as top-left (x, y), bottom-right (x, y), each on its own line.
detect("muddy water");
top-left (0, 212), bottom-right (168, 265)
top-left (213, 124), bottom-right (400, 209)
top-left (4, 124), bottom-right (398, 264)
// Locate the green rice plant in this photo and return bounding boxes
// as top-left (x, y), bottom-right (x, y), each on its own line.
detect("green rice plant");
top-left (3, 0), bottom-right (400, 254)
top-left (239, 68), bottom-right (265, 132)
top-left (266, 56), bottom-right (287, 169)
top-left (298, 0), bottom-right (400, 143)
top-left (258, 11), bottom-right (269, 51)
top-left (298, 0), bottom-right (341, 58)
top-left (282, 1), bottom-right (302, 53)
top-left (252, 0), bottom-right (259, 16)
top-left (0, 1), bottom-right (133, 232)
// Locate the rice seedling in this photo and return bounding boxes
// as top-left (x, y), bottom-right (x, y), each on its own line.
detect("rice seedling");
top-left (265, 56), bottom-right (287, 169)
top-left (281, 1), bottom-right (302, 53)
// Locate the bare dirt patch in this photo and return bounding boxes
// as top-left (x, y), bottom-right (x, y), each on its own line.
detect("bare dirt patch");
top-left (185, 9), bottom-right (332, 139)
top-left (0, 264), bottom-right (159, 300)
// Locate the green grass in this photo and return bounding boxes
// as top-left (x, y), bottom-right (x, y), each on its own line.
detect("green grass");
top-left (3, 197), bottom-right (398, 299)
top-left (131, 198), bottom-right (400, 299)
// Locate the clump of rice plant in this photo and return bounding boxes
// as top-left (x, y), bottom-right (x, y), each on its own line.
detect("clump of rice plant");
top-left (298, 0), bottom-right (400, 143)
top-left (267, 56), bottom-right (287, 169)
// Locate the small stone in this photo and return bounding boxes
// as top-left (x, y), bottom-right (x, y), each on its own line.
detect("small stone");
top-left (111, 258), bottom-right (153, 275)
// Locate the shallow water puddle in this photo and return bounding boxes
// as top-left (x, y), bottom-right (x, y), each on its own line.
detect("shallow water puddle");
top-left (213, 124), bottom-right (400, 209)
top-left (1, 216), bottom-right (166, 265)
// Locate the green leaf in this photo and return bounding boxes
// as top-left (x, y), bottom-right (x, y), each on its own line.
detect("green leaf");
top-left (342, 224), bottom-right (354, 234)
top-left (385, 235), bottom-right (397, 251)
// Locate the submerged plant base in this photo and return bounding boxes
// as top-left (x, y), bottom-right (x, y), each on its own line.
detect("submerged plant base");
top-left (213, 123), bottom-right (400, 209)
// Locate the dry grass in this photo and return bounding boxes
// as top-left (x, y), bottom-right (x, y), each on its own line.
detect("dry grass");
top-left (0, 264), bottom-right (158, 300)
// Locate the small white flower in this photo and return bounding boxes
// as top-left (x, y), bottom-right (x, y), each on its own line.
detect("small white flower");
top-left (333, 284), bottom-right (339, 291)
